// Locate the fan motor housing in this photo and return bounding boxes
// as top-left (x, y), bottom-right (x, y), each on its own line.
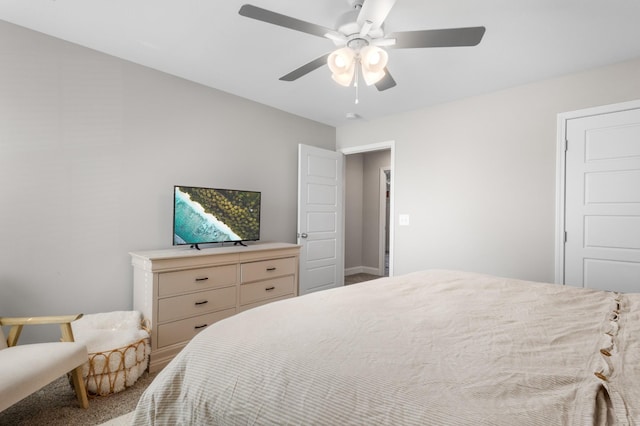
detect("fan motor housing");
top-left (336, 9), bottom-right (385, 41)
top-left (336, 9), bottom-right (361, 36)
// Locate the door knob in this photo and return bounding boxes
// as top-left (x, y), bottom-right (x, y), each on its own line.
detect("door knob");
top-left (298, 233), bottom-right (308, 238)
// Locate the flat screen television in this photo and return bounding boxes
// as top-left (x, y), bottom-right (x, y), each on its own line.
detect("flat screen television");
top-left (173, 185), bottom-right (261, 248)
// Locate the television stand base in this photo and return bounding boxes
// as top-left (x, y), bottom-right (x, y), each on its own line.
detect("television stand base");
top-left (233, 241), bottom-right (247, 247)
top-left (190, 244), bottom-right (201, 250)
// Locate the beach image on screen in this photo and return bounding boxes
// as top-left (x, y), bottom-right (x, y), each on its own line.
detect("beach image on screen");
top-left (173, 186), bottom-right (260, 244)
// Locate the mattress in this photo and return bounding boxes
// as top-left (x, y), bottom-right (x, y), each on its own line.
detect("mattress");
top-left (132, 270), bottom-right (640, 425)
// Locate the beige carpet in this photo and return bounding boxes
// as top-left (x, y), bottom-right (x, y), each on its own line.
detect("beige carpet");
top-left (0, 371), bottom-right (157, 426)
top-left (345, 273), bottom-right (382, 285)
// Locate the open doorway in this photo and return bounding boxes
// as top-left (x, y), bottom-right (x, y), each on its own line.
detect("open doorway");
top-left (341, 142), bottom-right (394, 285)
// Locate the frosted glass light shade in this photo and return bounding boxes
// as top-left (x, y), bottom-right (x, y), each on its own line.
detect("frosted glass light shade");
top-left (328, 47), bottom-right (355, 87)
top-left (360, 46), bottom-right (388, 85)
top-left (361, 46), bottom-right (388, 71)
top-left (361, 68), bottom-right (386, 86)
top-left (332, 70), bottom-right (355, 86)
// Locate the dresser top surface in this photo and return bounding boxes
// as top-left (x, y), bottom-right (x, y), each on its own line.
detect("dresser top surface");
top-left (130, 242), bottom-right (300, 261)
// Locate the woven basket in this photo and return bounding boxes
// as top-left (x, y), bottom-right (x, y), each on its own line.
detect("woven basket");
top-left (83, 334), bottom-right (150, 396)
top-left (70, 312), bottom-right (151, 396)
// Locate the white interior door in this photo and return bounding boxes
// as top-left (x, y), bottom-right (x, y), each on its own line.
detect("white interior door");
top-left (563, 105), bottom-right (640, 292)
top-left (297, 144), bottom-right (344, 295)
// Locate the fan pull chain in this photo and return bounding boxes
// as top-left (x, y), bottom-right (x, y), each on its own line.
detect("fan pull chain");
top-left (354, 65), bottom-right (359, 104)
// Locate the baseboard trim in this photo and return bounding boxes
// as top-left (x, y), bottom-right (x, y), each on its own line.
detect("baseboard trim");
top-left (345, 266), bottom-right (381, 276)
top-left (345, 267), bottom-right (363, 276)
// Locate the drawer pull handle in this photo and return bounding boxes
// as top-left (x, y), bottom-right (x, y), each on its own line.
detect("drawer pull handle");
top-left (194, 300), bottom-right (209, 306)
top-left (266, 267), bottom-right (276, 271)
top-left (265, 286), bottom-right (276, 291)
top-left (195, 277), bottom-right (209, 282)
top-left (194, 324), bottom-right (208, 330)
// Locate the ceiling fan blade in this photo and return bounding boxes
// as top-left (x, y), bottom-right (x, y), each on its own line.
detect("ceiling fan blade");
top-left (357, 0), bottom-right (397, 32)
top-left (390, 26), bottom-right (486, 49)
top-left (375, 68), bottom-right (397, 91)
top-left (279, 53), bottom-right (330, 82)
top-left (239, 4), bottom-right (336, 38)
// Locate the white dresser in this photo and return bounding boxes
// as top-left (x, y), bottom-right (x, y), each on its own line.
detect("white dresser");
top-left (130, 242), bottom-right (300, 372)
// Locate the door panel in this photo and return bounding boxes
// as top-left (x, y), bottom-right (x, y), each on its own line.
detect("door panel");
top-left (297, 144), bottom-right (344, 295)
top-left (585, 216), bottom-right (640, 250)
top-left (307, 239), bottom-right (336, 261)
top-left (307, 212), bottom-right (336, 232)
top-left (586, 124), bottom-right (640, 160)
top-left (307, 183), bottom-right (337, 204)
top-left (305, 265), bottom-right (338, 289)
top-left (584, 259), bottom-right (640, 293)
top-left (564, 106), bottom-right (640, 292)
top-left (586, 170), bottom-right (640, 203)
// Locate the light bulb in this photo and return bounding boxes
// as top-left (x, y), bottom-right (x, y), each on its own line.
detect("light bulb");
top-left (368, 51), bottom-right (381, 65)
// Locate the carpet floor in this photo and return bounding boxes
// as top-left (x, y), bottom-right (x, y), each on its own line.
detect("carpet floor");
top-left (0, 371), bottom-right (157, 426)
top-left (344, 273), bottom-right (383, 285)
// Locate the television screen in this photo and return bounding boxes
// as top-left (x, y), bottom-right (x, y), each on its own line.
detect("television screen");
top-left (173, 185), bottom-right (261, 246)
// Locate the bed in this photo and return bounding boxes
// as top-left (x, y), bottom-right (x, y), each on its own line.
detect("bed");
top-left (132, 270), bottom-right (640, 425)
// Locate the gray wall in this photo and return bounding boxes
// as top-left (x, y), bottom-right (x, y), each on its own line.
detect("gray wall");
top-left (0, 21), bottom-right (334, 341)
top-left (344, 154), bottom-right (364, 270)
top-left (361, 150), bottom-right (390, 271)
top-left (337, 57), bottom-right (640, 283)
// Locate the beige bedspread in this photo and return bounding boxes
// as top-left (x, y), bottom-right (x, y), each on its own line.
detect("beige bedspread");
top-left (132, 270), bottom-right (640, 425)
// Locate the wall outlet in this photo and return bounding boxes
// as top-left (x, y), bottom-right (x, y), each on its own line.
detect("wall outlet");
top-left (399, 214), bottom-right (410, 226)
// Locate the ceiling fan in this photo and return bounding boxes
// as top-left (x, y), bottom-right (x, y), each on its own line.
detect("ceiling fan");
top-left (239, 0), bottom-right (486, 92)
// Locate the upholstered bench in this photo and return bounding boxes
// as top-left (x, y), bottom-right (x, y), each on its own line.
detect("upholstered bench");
top-left (0, 314), bottom-right (89, 412)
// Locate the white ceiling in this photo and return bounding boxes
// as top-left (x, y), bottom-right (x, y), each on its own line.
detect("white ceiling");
top-left (2, 0), bottom-right (640, 127)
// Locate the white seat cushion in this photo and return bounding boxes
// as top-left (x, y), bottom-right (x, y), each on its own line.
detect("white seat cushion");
top-left (0, 341), bottom-right (88, 412)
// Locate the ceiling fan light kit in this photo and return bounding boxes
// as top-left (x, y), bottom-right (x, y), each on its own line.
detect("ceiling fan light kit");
top-left (328, 44), bottom-right (388, 87)
top-left (239, 0), bottom-right (485, 96)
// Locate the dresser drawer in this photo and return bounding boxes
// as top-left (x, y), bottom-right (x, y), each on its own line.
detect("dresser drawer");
top-left (157, 308), bottom-right (236, 348)
top-left (158, 286), bottom-right (236, 323)
top-left (240, 257), bottom-right (296, 283)
top-left (239, 294), bottom-right (294, 313)
top-left (158, 264), bottom-right (237, 297)
top-left (240, 276), bottom-right (295, 306)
